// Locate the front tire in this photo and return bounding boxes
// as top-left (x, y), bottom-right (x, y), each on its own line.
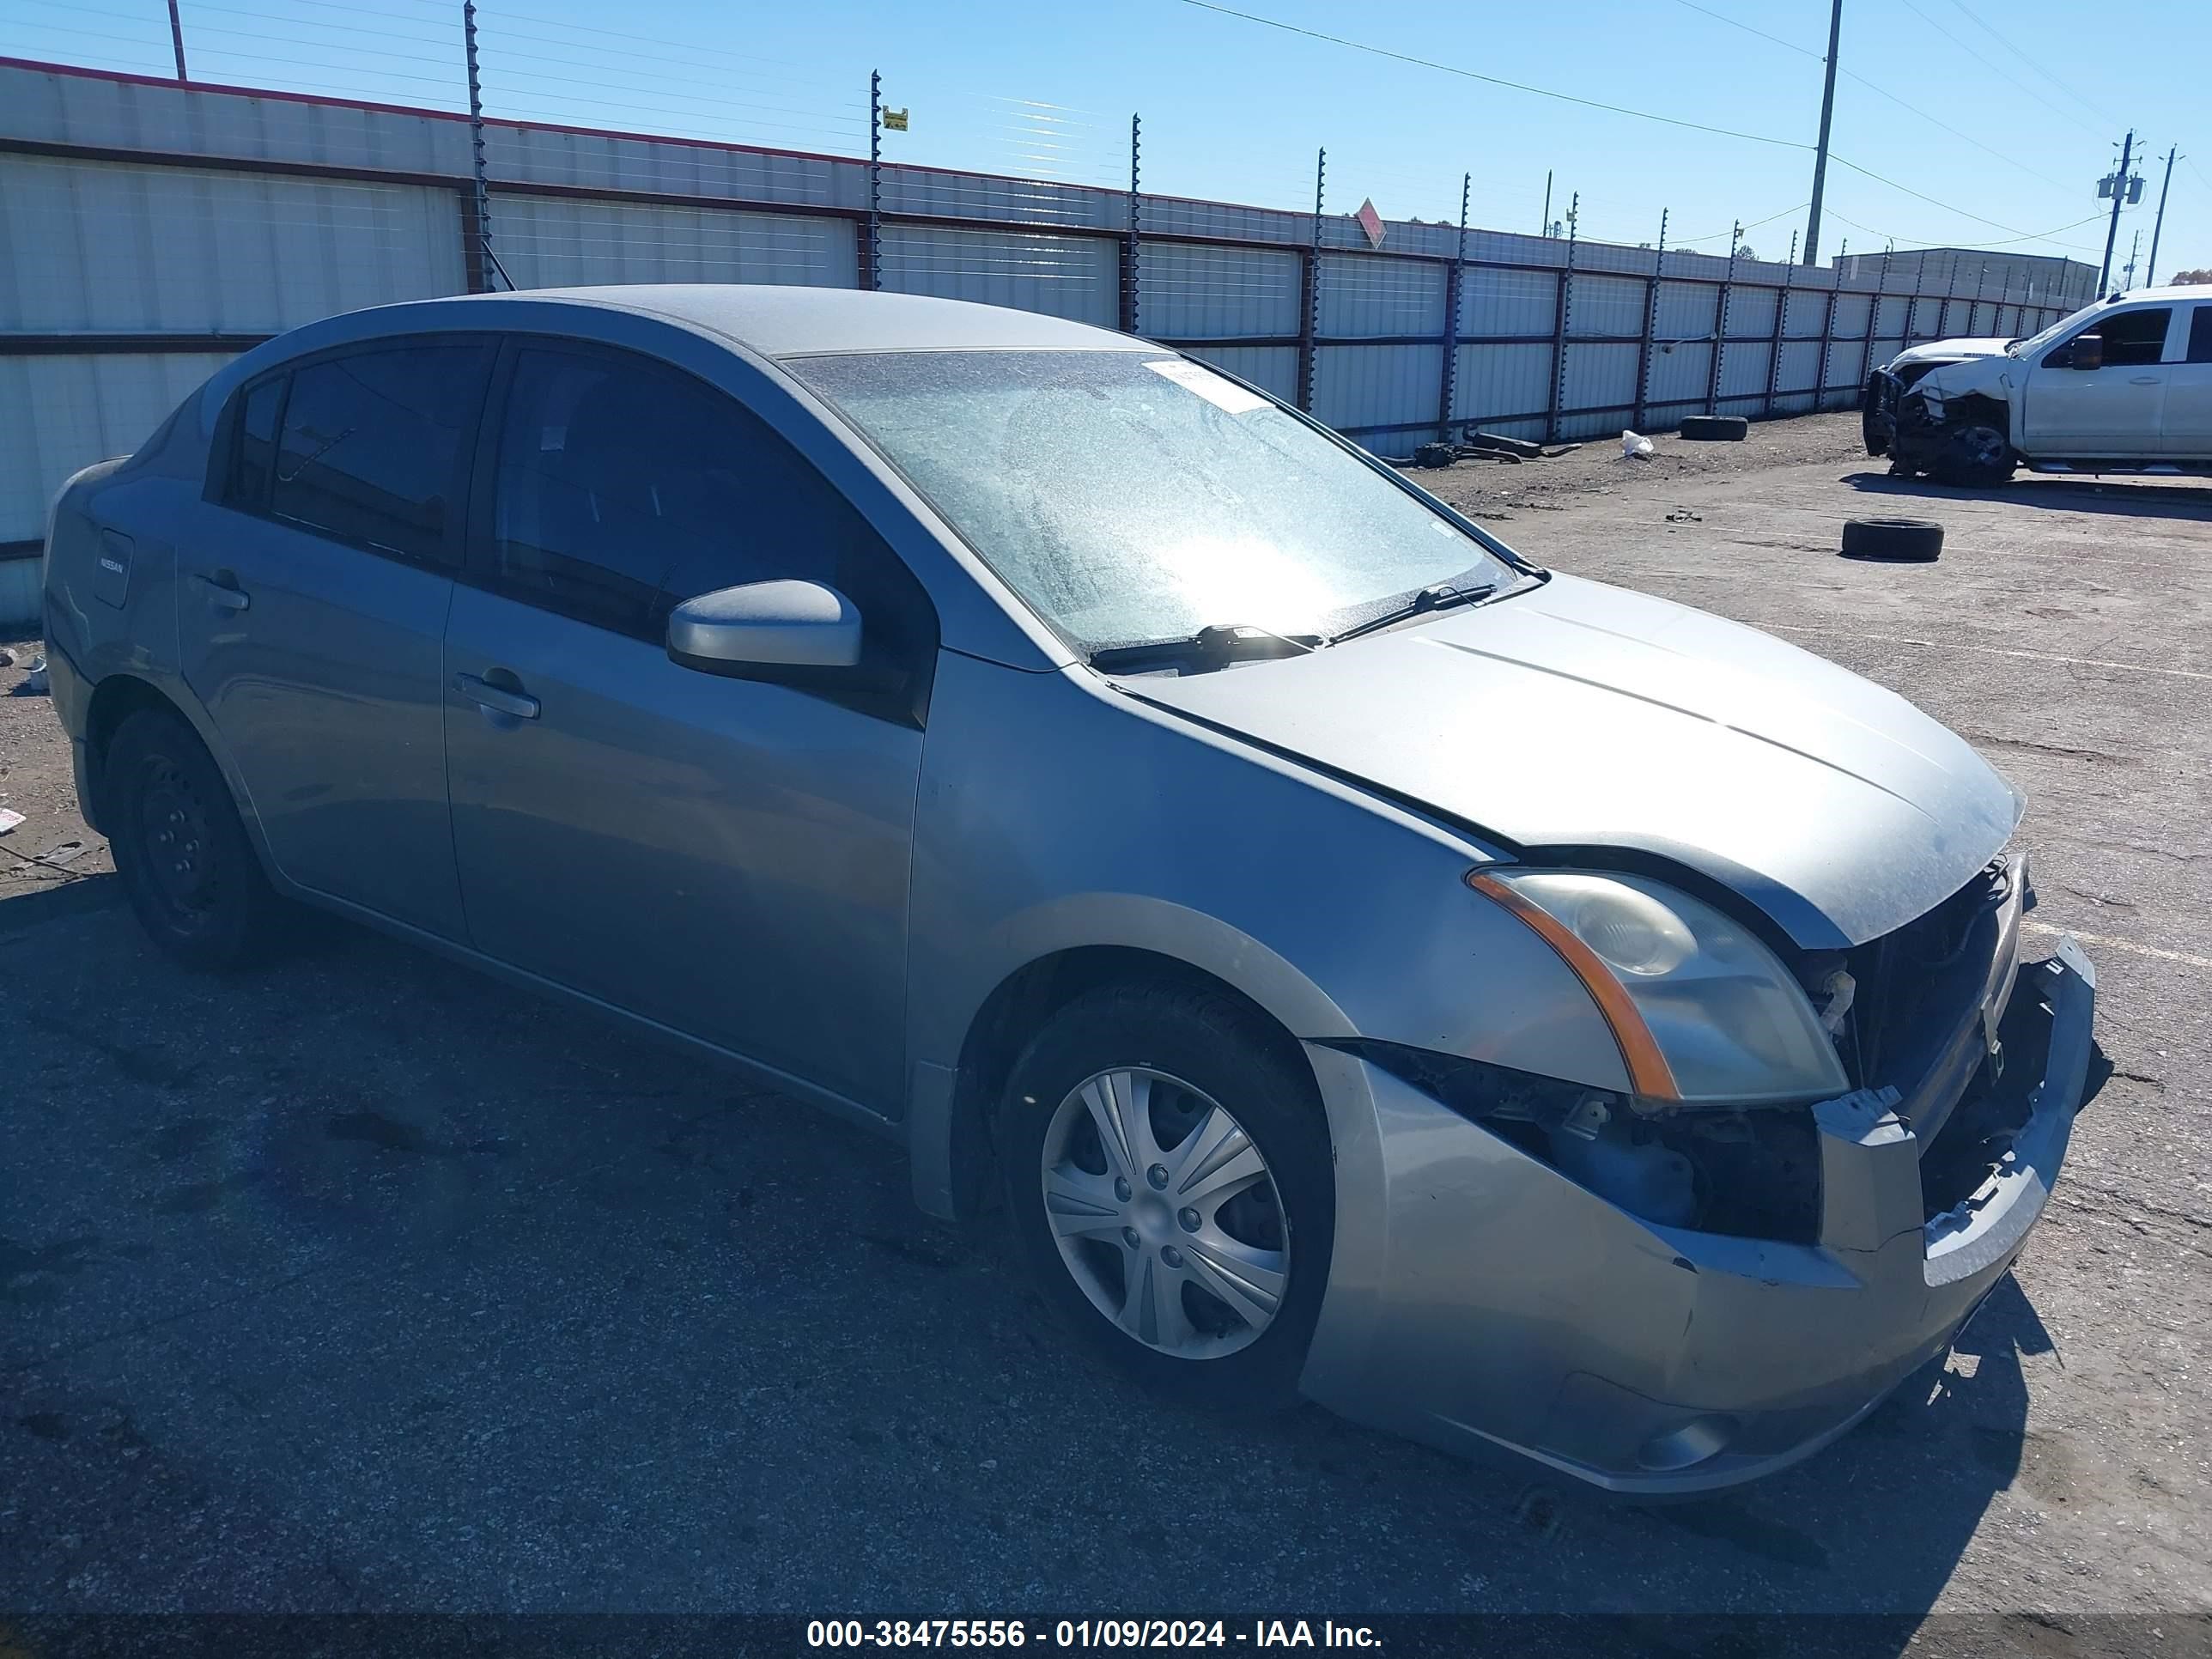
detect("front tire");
top-left (104, 706), bottom-right (287, 969)
top-left (1933, 421), bottom-right (2014, 488)
top-left (999, 983), bottom-right (1334, 1409)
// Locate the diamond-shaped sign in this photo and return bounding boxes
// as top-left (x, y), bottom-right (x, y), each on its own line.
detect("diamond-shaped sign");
top-left (1355, 197), bottom-right (1386, 249)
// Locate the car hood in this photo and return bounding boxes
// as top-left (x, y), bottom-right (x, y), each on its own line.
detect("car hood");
top-left (1887, 336), bottom-right (2011, 370)
top-left (1127, 574), bottom-right (2022, 950)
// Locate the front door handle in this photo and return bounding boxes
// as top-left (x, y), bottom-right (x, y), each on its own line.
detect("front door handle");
top-left (193, 571), bottom-right (250, 612)
top-left (2129, 375), bottom-right (2160, 386)
top-left (454, 672), bottom-right (540, 720)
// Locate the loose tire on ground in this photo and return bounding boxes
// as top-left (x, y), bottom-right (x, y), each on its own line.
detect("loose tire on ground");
top-left (1840, 516), bottom-right (1944, 562)
top-left (104, 705), bottom-right (289, 969)
top-left (1679, 415), bottom-right (1749, 442)
top-left (998, 981), bottom-right (1334, 1410)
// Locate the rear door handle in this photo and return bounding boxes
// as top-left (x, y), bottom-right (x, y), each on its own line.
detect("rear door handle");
top-left (193, 571), bottom-right (250, 612)
top-left (2130, 375), bottom-right (2161, 386)
top-left (454, 672), bottom-right (539, 720)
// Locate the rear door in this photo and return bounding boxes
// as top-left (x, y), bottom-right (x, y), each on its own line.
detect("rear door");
top-left (2163, 304), bottom-right (2212, 459)
top-left (2021, 305), bottom-right (2172, 456)
top-left (441, 339), bottom-right (937, 1113)
top-left (180, 337), bottom-right (492, 938)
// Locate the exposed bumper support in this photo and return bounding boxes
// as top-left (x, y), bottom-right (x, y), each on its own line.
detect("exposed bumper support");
top-left (1300, 939), bottom-right (2095, 1494)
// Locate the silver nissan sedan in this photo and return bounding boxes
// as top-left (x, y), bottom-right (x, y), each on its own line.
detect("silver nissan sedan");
top-left (40, 286), bottom-right (2096, 1492)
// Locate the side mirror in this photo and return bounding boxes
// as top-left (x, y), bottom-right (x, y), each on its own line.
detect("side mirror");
top-left (2068, 333), bottom-right (2104, 371)
top-left (667, 580), bottom-right (862, 675)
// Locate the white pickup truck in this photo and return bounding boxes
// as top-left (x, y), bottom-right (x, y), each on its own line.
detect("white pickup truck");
top-left (1863, 283), bottom-right (2212, 485)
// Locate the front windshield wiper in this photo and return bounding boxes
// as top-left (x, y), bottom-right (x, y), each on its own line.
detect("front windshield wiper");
top-left (1088, 623), bottom-right (1320, 676)
top-left (1327, 579), bottom-right (1498, 645)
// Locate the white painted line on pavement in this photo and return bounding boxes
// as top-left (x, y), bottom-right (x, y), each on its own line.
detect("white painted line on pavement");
top-left (1762, 625), bottom-right (2212, 682)
top-left (2025, 918), bottom-right (2212, 971)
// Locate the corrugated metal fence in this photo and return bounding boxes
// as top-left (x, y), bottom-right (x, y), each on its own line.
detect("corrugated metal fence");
top-left (1, 56), bottom-right (2078, 621)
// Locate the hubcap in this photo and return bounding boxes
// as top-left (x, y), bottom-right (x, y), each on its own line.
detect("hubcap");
top-left (1039, 1066), bottom-right (1290, 1360)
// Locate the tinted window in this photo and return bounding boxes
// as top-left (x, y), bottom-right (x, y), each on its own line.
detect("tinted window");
top-left (2081, 307), bottom-right (2172, 368)
top-left (229, 375), bottom-right (284, 508)
top-left (486, 346), bottom-right (937, 714)
top-left (270, 343), bottom-right (490, 563)
top-left (2190, 306), bottom-right (2212, 365)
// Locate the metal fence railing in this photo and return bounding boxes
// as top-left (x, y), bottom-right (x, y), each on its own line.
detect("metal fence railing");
top-left (1, 40), bottom-right (2094, 573)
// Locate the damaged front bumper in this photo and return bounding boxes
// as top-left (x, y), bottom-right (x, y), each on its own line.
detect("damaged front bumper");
top-left (1863, 369), bottom-right (1899, 456)
top-left (1300, 933), bottom-right (2095, 1495)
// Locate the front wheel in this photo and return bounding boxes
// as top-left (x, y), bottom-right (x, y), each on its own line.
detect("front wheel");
top-left (999, 984), bottom-right (1334, 1408)
top-left (1933, 421), bottom-right (2014, 488)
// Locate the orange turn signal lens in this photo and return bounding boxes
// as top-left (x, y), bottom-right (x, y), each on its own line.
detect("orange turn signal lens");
top-left (1468, 870), bottom-right (1681, 1101)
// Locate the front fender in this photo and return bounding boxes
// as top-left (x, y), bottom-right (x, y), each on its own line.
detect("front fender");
top-left (904, 651), bottom-right (1631, 1209)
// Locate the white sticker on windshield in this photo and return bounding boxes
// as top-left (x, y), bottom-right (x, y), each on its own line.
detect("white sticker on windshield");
top-left (1143, 358), bottom-right (1270, 415)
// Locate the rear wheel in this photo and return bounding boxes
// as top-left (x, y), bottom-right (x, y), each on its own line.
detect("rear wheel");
top-left (1000, 983), bottom-right (1333, 1408)
top-left (104, 706), bottom-right (288, 969)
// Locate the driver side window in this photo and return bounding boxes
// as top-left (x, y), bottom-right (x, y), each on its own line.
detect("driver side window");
top-left (2075, 307), bottom-right (2172, 368)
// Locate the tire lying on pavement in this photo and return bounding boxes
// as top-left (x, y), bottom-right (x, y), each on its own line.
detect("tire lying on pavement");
top-left (1840, 516), bottom-right (1944, 562)
top-left (1679, 415), bottom-right (1749, 442)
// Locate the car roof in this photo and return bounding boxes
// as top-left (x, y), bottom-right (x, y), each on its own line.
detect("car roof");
top-left (2106, 284), bottom-right (2212, 305)
top-left (433, 283), bottom-right (1150, 359)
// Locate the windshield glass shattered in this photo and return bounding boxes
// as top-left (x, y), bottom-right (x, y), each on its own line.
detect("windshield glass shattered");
top-left (785, 349), bottom-right (1522, 653)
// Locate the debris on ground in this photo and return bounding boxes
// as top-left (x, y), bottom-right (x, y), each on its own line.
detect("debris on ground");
top-left (15, 653), bottom-right (47, 695)
top-left (1407, 431), bottom-right (1585, 471)
top-left (1622, 429), bottom-right (1655, 460)
top-left (1664, 507), bottom-right (1702, 523)
top-left (0, 646), bottom-right (15, 667)
top-left (0, 807), bottom-right (23, 836)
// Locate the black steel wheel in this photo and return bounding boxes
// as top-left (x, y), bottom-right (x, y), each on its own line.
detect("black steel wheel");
top-left (105, 706), bottom-right (288, 969)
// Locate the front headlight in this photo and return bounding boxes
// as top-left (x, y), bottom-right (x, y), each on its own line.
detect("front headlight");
top-left (1471, 869), bottom-right (1849, 1106)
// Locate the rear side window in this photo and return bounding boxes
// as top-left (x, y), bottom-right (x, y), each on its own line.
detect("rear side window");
top-left (270, 342), bottom-right (491, 564)
top-left (2190, 306), bottom-right (2212, 365)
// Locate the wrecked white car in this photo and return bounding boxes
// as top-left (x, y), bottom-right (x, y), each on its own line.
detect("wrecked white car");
top-left (1863, 284), bottom-right (2212, 485)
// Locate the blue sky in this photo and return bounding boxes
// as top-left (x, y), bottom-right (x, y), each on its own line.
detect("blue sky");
top-left (9, 0), bottom-right (2208, 279)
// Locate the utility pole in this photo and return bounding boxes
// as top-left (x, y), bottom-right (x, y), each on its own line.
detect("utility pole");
top-left (167, 0), bottom-right (187, 79)
top-left (2098, 129), bottom-right (2134, 295)
top-left (1540, 169), bottom-right (1553, 238)
top-left (1802, 0), bottom-right (1843, 265)
top-left (2148, 144), bottom-right (2178, 288)
top-left (2123, 228), bottom-right (2141, 291)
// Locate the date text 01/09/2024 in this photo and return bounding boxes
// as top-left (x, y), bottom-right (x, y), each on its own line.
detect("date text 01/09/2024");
top-left (804, 1620), bottom-right (1384, 1649)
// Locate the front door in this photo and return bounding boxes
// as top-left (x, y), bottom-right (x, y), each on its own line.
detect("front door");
top-left (441, 341), bottom-right (937, 1114)
top-left (2022, 306), bottom-right (2172, 456)
top-left (176, 337), bottom-right (492, 939)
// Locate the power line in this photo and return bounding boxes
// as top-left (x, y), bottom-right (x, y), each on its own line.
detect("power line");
top-left (1676, 201), bottom-right (1809, 246)
top-left (1178, 0), bottom-right (1810, 149)
top-left (1942, 0), bottom-right (2120, 132)
top-left (1181, 0), bottom-right (2097, 256)
top-left (1827, 155), bottom-right (2057, 239)
top-left (1824, 208), bottom-right (2106, 254)
top-left (1661, 0), bottom-right (2070, 191)
top-left (1891, 0), bottom-right (2102, 138)
top-left (1661, 0), bottom-right (1820, 59)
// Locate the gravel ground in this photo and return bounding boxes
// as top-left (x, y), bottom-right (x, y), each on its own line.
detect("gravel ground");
top-left (3, 413), bottom-right (2209, 1652)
